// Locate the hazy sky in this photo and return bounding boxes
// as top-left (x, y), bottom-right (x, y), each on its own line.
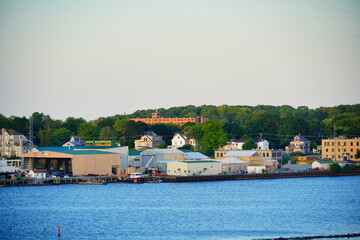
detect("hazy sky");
top-left (1, 0), bottom-right (359, 120)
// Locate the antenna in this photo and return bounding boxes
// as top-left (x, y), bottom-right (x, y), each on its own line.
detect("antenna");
top-left (28, 115), bottom-right (34, 152)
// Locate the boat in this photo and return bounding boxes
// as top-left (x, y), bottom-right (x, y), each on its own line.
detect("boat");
top-left (128, 172), bottom-right (145, 183)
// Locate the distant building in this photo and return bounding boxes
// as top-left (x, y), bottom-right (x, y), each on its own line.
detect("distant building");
top-left (311, 159), bottom-right (334, 170)
top-left (85, 140), bottom-right (120, 147)
top-left (134, 131), bottom-right (165, 151)
top-left (167, 161), bottom-right (222, 176)
top-left (247, 164), bottom-right (266, 174)
top-left (63, 136), bottom-right (86, 147)
top-left (28, 169), bottom-right (47, 179)
top-left (131, 111), bottom-right (208, 126)
top-left (285, 134), bottom-right (311, 154)
top-left (224, 138), bottom-right (269, 151)
top-left (1, 128), bottom-right (33, 158)
top-left (321, 136), bottom-right (360, 161)
top-left (223, 151), bottom-right (262, 165)
top-left (171, 133), bottom-right (199, 150)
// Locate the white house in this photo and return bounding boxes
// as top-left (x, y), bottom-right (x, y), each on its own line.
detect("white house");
top-left (247, 164), bottom-right (266, 174)
top-left (28, 169), bottom-right (47, 179)
top-left (224, 139), bottom-right (270, 151)
top-left (62, 136), bottom-right (85, 147)
top-left (312, 160), bottom-right (334, 170)
top-left (171, 133), bottom-right (199, 150)
top-left (256, 139), bottom-right (270, 150)
top-left (286, 134), bottom-right (311, 154)
top-left (167, 160), bottom-right (222, 176)
top-left (134, 131), bottom-right (165, 151)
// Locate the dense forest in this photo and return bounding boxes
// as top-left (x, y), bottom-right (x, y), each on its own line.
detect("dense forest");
top-left (1, 104), bottom-right (359, 151)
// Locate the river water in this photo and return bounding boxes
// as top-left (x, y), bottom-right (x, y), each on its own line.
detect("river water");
top-left (0, 176), bottom-right (359, 240)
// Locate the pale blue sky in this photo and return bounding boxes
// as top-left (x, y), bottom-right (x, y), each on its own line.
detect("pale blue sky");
top-left (1, 0), bottom-right (359, 120)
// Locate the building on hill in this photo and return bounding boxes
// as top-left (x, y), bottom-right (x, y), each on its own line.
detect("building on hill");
top-left (321, 136), bottom-right (360, 161)
top-left (171, 133), bottom-right (199, 150)
top-left (285, 134), bottom-right (311, 154)
top-left (224, 138), bottom-right (269, 151)
top-left (63, 136), bottom-right (86, 147)
top-left (1, 128), bottom-right (33, 158)
top-left (131, 111), bottom-right (208, 126)
top-left (134, 131), bottom-right (165, 151)
top-left (85, 140), bottom-right (120, 147)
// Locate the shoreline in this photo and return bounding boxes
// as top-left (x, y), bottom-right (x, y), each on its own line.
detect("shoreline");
top-left (1, 170), bottom-right (359, 187)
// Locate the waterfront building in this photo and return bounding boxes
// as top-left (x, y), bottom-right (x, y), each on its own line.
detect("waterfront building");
top-left (183, 152), bottom-right (209, 160)
top-left (1, 128), bottom-right (33, 158)
top-left (63, 136), bottom-right (85, 147)
top-left (21, 147), bottom-right (123, 176)
top-left (321, 137), bottom-right (360, 161)
top-left (134, 131), bottom-right (165, 151)
top-left (285, 134), bottom-right (311, 154)
top-left (215, 149), bottom-right (282, 166)
top-left (223, 151), bottom-right (262, 164)
top-left (140, 149), bottom-right (184, 170)
top-left (218, 157), bottom-right (247, 174)
top-left (311, 159), bottom-right (334, 170)
top-left (247, 164), bottom-right (266, 174)
top-left (167, 160), bottom-right (222, 176)
top-left (131, 111), bottom-right (208, 126)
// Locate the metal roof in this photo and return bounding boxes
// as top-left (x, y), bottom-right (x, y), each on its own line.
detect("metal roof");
top-left (224, 151), bottom-right (257, 157)
top-left (184, 152), bottom-right (209, 160)
top-left (219, 157), bottom-right (248, 164)
top-left (35, 147), bottom-right (118, 155)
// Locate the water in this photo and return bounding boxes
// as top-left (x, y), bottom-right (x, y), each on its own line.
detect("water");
top-left (0, 176), bottom-right (359, 240)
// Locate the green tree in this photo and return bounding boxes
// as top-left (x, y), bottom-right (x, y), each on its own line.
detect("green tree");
top-left (200, 120), bottom-right (227, 150)
top-left (78, 122), bottom-right (100, 140)
top-left (330, 163), bottom-right (341, 172)
top-left (51, 128), bottom-right (73, 146)
top-left (242, 139), bottom-right (257, 150)
top-left (157, 142), bottom-right (168, 149)
top-left (63, 117), bottom-right (86, 134)
top-left (99, 126), bottom-right (118, 140)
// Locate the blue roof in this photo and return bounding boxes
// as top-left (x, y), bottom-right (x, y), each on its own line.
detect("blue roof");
top-left (298, 135), bottom-right (310, 142)
top-left (69, 141), bottom-right (85, 146)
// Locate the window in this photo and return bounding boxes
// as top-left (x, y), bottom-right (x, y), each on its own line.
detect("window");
top-left (344, 142), bottom-right (346, 146)
top-left (326, 148), bottom-right (328, 152)
top-left (351, 149), bottom-right (353, 152)
top-left (351, 142), bottom-right (353, 146)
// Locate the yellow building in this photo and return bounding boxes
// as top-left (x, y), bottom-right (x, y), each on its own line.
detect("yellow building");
top-left (321, 137), bottom-right (360, 161)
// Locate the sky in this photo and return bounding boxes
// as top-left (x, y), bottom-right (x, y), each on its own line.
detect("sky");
top-left (1, 0), bottom-right (359, 121)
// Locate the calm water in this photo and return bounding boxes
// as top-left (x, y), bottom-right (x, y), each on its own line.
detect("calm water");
top-left (0, 176), bottom-right (359, 240)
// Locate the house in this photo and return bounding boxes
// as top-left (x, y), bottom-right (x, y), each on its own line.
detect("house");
top-left (321, 136), bottom-right (360, 161)
top-left (285, 134), bottom-right (311, 154)
top-left (63, 136), bottom-right (85, 147)
top-left (167, 160), bottom-right (222, 176)
top-left (218, 157), bottom-right (247, 173)
top-left (223, 151), bottom-right (262, 164)
top-left (224, 138), bottom-right (269, 151)
top-left (247, 164), bottom-right (266, 174)
top-left (1, 128), bottom-right (33, 157)
top-left (312, 160), bottom-right (334, 170)
top-left (28, 169), bottom-right (47, 179)
top-left (135, 131), bottom-right (165, 151)
top-left (171, 133), bottom-right (199, 150)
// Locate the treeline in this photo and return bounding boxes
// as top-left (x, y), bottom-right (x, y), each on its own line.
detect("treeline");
top-left (0, 104), bottom-right (359, 149)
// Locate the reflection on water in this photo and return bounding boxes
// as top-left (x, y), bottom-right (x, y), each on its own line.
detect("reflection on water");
top-left (0, 176), bottom-right (359, 240)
